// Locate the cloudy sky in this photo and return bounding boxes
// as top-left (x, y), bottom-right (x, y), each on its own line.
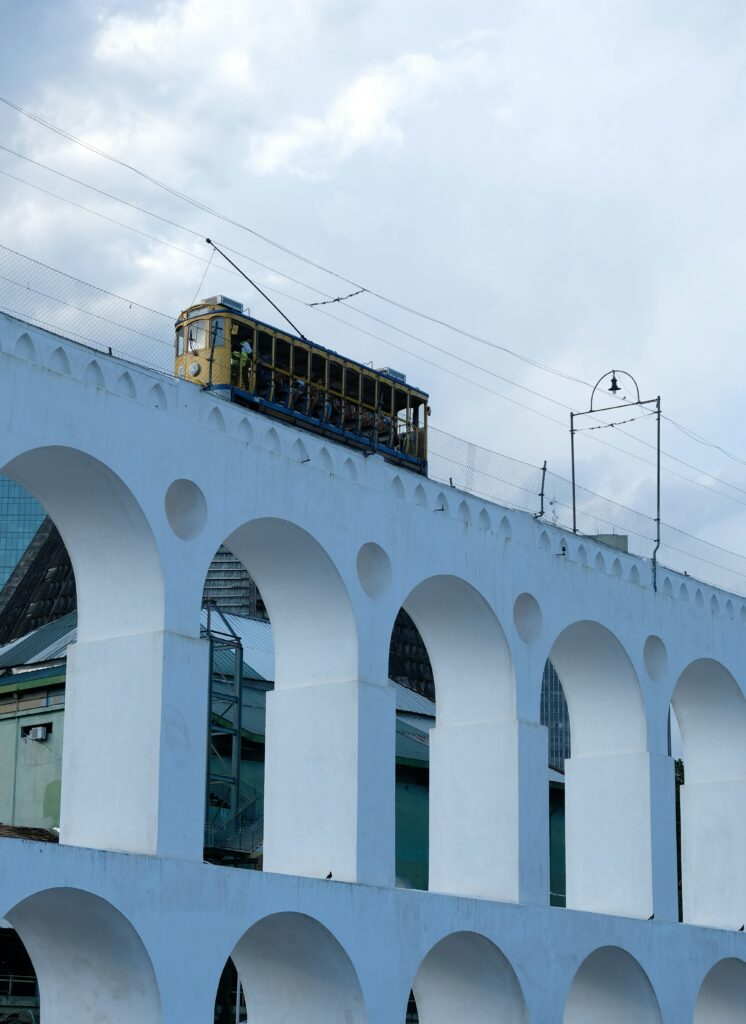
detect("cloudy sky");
top-left (2, 0), bottom-right (746, 568)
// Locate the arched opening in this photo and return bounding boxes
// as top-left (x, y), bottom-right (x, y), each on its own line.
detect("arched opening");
top-left (409, 931), bottom-right (526, 1023)
top-left (0, 449), bottom-right (192, 859)
top-left (5, 887), bottom-right (161, 1023)
top-left (540, 659), bottom-right (570, 907)
top-left (395, 576), bottom-right (518, 901)
top-left (549, 622), bottom-right (651, 917)
top-left (564, 946), bottom-right (661, 1023)
top-left (671, 660), bottom-right (746, 928)
top-left (0, 922), bottom-right (39, 1020)
top-left (223, 912), bottom-right (365, 1024)
top-left (389, 607), bottom-right (434, 891)
top-left (694, 958), bottom-right (746, 1023)
top-left (1, 447), bottom-right (163, 642)
top-left (201, 519), bottom-right (380, 883)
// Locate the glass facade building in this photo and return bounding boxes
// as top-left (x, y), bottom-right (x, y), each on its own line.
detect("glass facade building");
top-left (0, 476), bottom-right (45, 588)
top-left (541, 659), bottom-right (570, 771)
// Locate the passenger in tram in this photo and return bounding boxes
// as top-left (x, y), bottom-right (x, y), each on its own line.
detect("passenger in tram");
top-left (231, 338), bottom-right (252, 389)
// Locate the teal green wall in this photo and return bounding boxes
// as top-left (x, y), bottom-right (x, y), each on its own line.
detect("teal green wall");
top-left (0, 707), bottom-right (64, 828)
top-left (395, 769), bottom-right (429, 890)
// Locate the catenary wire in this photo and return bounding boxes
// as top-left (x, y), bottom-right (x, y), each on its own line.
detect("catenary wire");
top-left (2, 160), bottom-right (746, 505)
top-left (6, 97), bottom-right (746, 479)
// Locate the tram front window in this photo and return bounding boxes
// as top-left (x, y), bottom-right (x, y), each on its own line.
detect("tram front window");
top-left (187, 319), bottom-right (207, 352)
top-left (210, 317), bottom-right (225, 348)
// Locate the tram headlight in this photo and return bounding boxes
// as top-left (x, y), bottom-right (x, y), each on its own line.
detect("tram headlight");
top-left (188, 362), bottom-right (201, 377)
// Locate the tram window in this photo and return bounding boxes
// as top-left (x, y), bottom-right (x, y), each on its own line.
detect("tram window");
top-left (275, 338), bottom-right (291, 371)
top-left (233, 322), bottom-right (254, 352)
top-left (394, 388), bottom-right (409, 413)
top-left (187, 319), bottom-right (207, 352)
top-left (176, 328), bottom-right (185, 356)
top-left (329, 361), bottom-right (343, 393)
top-left (379, 382), bottom-right (392, 413)
top-left (311, 353), bottom-right (326, 386)
top-left (362, 375), bottom-right (376, 407)
top-left (292, 346), bottom-right (309, 378)
top-left (210, 317), bottom-right (225, 348)
top-left (345, 368), bottom-right (360, 401)
top-left (257, 331), bottom-right (273, 363)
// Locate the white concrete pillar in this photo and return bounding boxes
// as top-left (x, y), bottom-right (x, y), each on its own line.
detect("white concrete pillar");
top-left (60, 631), bottom-right (209, 860)
top-left (262, 678), bottom-right (395, 885)
top-left (681, 780), bottom-right (746, 929)
top-left (565, 751), bottom-right (657, 918)
top-left (429, 719), bottom-right (548, 903)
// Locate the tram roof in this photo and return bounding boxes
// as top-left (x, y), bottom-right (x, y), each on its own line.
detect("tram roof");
top-left (177, 300), bottom-right (429, 399)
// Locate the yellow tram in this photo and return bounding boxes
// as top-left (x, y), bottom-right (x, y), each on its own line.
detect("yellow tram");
top-left (175, 295), bottom-right (429, 473)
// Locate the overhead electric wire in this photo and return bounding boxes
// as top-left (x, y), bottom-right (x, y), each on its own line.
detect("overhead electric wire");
top-left (3, 141), bottom-right (746, 509)
top-left (4, 137), bottom-right (746, 486)
top-left (5, 96), bottom-right (746, 483)
top-left (0, 94), bottom-right (589, 386)
top-left (3, 161), bottom-right (746, 508)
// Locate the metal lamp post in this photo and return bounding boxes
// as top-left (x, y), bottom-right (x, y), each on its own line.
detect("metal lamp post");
top-left (570, 370), bottom-right (661, 589)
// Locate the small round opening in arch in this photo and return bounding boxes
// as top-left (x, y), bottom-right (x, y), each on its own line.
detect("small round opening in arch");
top-left (513, 592), bottom-right (542, 643)
top-left (165, 478), bottom-right (207, 540)
top-left (643, 635), bottom-right (667, 681)
top-left (357, 542), bottom-right (392, 598)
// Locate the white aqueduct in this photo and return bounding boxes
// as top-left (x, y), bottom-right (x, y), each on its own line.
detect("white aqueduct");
top-left (1, 309), bottom-right (746, 1022)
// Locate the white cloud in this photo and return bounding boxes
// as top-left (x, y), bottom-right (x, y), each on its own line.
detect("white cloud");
top-left (248, 45), bottom-right (496, 175)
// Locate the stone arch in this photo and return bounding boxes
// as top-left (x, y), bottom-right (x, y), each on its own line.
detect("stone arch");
top-left (237, 417), bottom-right (254, 444)
top-left (710, 594), bottom-right (720, 616)
top-left (576, 543), bottom-right (588, 566)
top-left (564, 946), bottom-right (661, 1024)
top-left (1, 446), bottom-right (171, 853)
top-left (318, 446), bottom-right (334, 473)
top-left (629, 564), bottom-right (641, 584)
top-left (612, 557), bottom-right (623, 578)
top-left (410, 931), bottom-right (527, 1023)
top-left (343, 457), bottom-right (358, 482)
top-left (215, 517), bottom-right (362, 879)
top-left (84, 358), bottom-right (105, 388)
top-left (6, 887), bottom-right (161, 1024)
top-left (390, 473), bottom-right (406, 498)
top-left (662, 576), bottom-right (673, 597)
top-left (538, 530), bottom-right (551, 552)
top-left (457, 500), bottom-right (471, 524)
top-left (229, 912), bottom-right (366, 1024)
top-left (499, 514), bottom-right (511, 539)
top-left (265, 426), bottom-right (281, 454)
top-left (435, 491), bottom-right (449, 514)
top-left (695, 588), bottom-right (705, 608)
top-left (14, 331), bottom-right (37, 362)
top-left (414, 484), bottom-right (428, 508)
top-left (477, 508), bottom-right (492, 530)
top-left (148, 382), bottom-right (167, 410)
top-left (725, 599), bottom-right (735, 620)
top-left (49, 345), bottom-right (71, 375)
top-left (671, 659), bottom-right (746, 928)
top-left (401, 575), bottom-right (516, 900)
top-left (679, 581), bottom-right (690, 602)
top-left (291, 438), bottom-right (309, 463)
top-left (207, 406), bottom-right (226, 432)
top-left (694, 958), bottom-right (746, 1023)
top-left (116, 371), bottom-right (136, 399)
top-left (594, 551), bottom-right (606, 572)
top-left (1, 445), bottom-right (163, 642)
top-left (549, 622), bottom-right (649, 916)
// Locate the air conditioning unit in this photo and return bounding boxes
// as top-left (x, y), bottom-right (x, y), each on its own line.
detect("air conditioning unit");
top-left (28, 725), bottom-right (48, 742)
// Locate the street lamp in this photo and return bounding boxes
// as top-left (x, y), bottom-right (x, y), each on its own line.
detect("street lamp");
top-left (570, 370), bottom-right (662, 589)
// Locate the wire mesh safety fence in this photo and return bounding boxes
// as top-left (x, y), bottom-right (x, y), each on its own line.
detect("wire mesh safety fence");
top-left (3, 241), bottom-right (746, 599)
top-left (428, 427), bottom-right (746, 598)
top-left (0, 244), bottom-right (173, 373)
